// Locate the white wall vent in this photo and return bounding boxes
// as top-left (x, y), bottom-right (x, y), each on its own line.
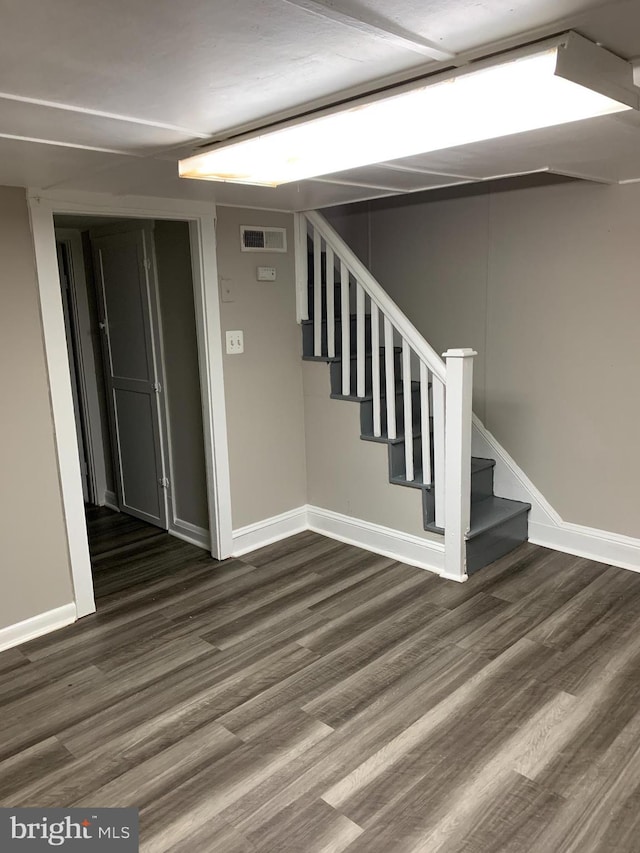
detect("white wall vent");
top-left (240, 225), bottom-right (287, 253)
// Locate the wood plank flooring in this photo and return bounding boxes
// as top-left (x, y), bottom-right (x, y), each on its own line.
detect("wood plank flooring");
top-left (2, 506), bottom-right (640, 851)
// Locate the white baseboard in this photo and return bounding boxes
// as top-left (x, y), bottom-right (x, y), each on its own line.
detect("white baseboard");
top-left (0, 603), bottom-right (77, 654)
top-left (232, 507), bottom-right (309, 557)
top-left (170, 518), bottom-right (210, 551)
top-left (307, 505), bottom-right (444, 575)
top-left (104, 490), bottom-right (119, 512)
top-left (472, 415), bottom-right (640, 574)
top-left (529, 521), bottom-right (640, 574)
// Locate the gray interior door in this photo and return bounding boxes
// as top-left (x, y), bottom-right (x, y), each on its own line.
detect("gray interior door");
top-left (93, 229), bottom-right (167, 528)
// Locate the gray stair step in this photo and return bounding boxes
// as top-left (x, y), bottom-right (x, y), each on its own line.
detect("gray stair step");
top-left (465, 505), bottom-right (530, 575)
top-left (390, 456), bottom-right (495, 491)
top-left (360, 428), bottom-right (426, 447)
top-left (425, 495), bottom-right (530, 538)
top-left (302, 355), bottom-right (339, 363)
top-left (303, 347), bottom-right (399, 363)
top-left (334, 379), bottom-right (421, 405)
top-left (467, 495), bottom-right (531, 538)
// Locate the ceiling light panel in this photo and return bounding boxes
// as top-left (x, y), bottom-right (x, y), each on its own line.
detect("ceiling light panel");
top-left (179, 33), bottom-right (638, 187)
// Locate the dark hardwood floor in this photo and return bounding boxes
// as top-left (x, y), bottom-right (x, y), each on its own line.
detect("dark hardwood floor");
top-left (2, 507), bottom-right (640, 851)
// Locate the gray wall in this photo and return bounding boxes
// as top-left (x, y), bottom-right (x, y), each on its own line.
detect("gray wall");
top-left (216, 207), bottom-right (307, 529)
top-left (362, 180), bottom-right (640, 538)
top-left (324, 204), bottom-right (371, 266)
top-left (0, 186), bottom-right (74, 630)
top-left (154, 220), bottom-right (209, 530)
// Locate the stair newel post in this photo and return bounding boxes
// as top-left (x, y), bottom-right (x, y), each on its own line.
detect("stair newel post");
top-left (294, 213), bottom-right (309, 323)
top-left (443, 348), bottom-right (477, 581)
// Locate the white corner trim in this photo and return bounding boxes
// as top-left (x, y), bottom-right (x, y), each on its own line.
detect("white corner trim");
top-left (170, 519), bottom-right (211, 551)
top-left (232, 507), bottom-right (309, 557)
top-left (307, 505), bottom-right (445, 576)
top-left (472, 415), bottom-right (560, 527)
top-left (472, 415), bottom-right (640, 574)
top-left (104, 490), bottom-right (119, 512)
top-left (0, 603), bottom-right (77, 654)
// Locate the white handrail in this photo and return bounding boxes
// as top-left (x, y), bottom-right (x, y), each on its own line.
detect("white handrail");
top-left (304, 210), bottom-right (446, 383)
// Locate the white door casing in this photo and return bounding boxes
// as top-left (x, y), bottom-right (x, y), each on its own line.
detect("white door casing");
top-left (28, 191), bottom-right (233, 621)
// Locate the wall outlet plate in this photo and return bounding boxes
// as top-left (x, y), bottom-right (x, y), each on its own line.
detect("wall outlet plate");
top-left (226, 330), bottom-right (244, 354)
top-left (257, 266), bottom-right (276, 281)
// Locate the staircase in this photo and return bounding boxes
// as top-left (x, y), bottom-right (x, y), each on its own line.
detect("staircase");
top-left (296, 210), bottom-right (530, 579)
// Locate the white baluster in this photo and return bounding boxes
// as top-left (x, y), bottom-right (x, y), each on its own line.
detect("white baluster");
top-left (341, 261), bottom-right (350, 395)
top-left (433, 376), bottom-right (445, 528)
top-left (356, 283), bottom-right (365, 397)
top-left (326, 246), bottom-right (335, 358)
top-left (313, 229), bottom-right (322, 357)
top-left (371, 303), bottom-right (381, 437)
top-left (420, 361), bottom-right (431, 485)
top-left (442, 349), bottom-right (477, 581)
top-left (402, 339), bottom-right (413, 481)
top-left (384, 317), bottom-right (396, 440)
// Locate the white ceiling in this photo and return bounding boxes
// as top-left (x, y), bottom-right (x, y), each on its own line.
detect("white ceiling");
top-left (2, 0), bottom-right (640, 211)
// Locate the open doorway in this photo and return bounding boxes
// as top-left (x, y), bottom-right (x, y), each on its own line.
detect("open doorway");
top-left (54, 214), bottom-right (212, 592)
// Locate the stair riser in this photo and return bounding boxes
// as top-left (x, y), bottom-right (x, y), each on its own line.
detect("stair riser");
top-left (421, 464), bottom-right (498, 524)
top-left (329, 351), bottom-right (401, 397)
top-left (466, 512), bottom-right (529, 574)
top-left (389, 436), bottom-right (423, 481)
top-left (471, 465), bottom-right (494, 504)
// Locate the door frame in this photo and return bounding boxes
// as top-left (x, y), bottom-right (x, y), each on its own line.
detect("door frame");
top-left (27, 190), bottom-right (233, 619)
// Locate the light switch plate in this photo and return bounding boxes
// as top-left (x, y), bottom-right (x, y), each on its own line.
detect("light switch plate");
top-left (257, 266), bottom-right (276, 281)
top-left (226, 330), bottom-right (244, 354)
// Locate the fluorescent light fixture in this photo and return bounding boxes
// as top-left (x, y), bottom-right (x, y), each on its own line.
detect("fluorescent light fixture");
top-left (179, 32), bottom-right (639, 187)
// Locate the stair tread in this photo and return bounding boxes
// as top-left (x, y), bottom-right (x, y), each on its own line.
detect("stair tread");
top-left (469, 496), bottom-right (531, 538)
top-left (332, 381), bottom-right (422, 404)
top-left (426, 495), bottom-right (531, 538)
top-left (361, 431), bottom-right (423, 446)
top-left (303, 355), bottom-right (339, 363)
top-left (389, 457), bottom-right (494, 491)
top-left (390, 470), bottom-right (431, 489)
top-left (303, 347), bottom-right (402, 365)
top-left (302, 347), bottom-right (402, 362)
top-left (301, 315), bottom-right (358, 326)
top-left (472, 457), bottom-right (496, 473)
